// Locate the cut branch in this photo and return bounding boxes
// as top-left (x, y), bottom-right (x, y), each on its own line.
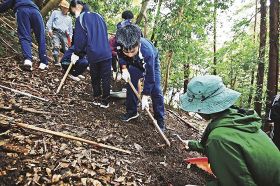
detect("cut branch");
top-left (16, 123), bottom-right (131, 154)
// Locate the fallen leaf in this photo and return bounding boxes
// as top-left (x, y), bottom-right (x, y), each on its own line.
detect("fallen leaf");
top-left (46, 168), bottom-right (52, 177)
top-left (52, 174), bottom-right (61, 183)
top-left (134, 143), bottom-right (143, 151)
top-left (81, 178), bottom-right (87, 186)
top-left (115, 176), bottom-right (125, 183)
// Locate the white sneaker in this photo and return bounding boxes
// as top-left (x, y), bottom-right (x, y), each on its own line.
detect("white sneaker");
top-left (23, 59), bottom-right (33, 71)
top-left (69, 75), bottom-right (80, 81)
top-left (38, 63), bottom-right (48, 70)
top-left (78, 75), bottom-right (85, 79)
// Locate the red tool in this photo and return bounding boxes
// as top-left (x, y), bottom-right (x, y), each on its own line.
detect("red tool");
top-left (65, 31), bottom-right (72, 47)
top-left (185, 157), bottom-right (214, 175)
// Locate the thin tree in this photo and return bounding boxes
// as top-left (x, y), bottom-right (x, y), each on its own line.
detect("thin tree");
top-left (254, 0), bottom-right (267, 116)
top-left (213, 0), bottom-right (217, 75)
top-left (247, 0), bottom-right (259, 107)
top-left (265, 0), bottom-right (279, 116)
top-left (135, 0), bottom-right (150, 25)
top-left (41, 0), bottom-right (61, 17)
top-left (150, 0), bottom-right (163, 44)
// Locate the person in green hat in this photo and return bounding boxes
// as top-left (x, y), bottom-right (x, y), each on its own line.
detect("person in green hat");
top-left (180, 75), bottom-right (280, 186)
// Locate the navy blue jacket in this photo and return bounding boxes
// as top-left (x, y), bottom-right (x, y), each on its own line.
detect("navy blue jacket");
top-left (119, 38), bottom-right (160, 95)
top-left (73, 10), bottom-right (111, 63)
top-left (0, 0), bottom-right (39, 13)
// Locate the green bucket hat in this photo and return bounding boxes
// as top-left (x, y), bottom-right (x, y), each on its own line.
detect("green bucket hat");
top-left (180, 75), bottom-right (241, 114)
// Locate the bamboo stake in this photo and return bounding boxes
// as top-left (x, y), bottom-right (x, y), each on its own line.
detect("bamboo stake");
top-left (0, 84), bottom-right (48, 102)
top-left (56, 61), bottom-right (74, 94)
top-left (128, 81), bottom-right (171, 146)
top-left (16, 123), bottom-right (131, 154)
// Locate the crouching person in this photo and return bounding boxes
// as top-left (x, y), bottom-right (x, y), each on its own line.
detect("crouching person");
top-left (180, 75), bottom-right (280, 186)
top-left (116, 25), bottom-right (165, 131)
top-left (60, 46), bottom-right (88, 81)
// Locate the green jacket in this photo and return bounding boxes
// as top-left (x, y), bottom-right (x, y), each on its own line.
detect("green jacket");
top-left (189, 108), bottom-right (280, 186)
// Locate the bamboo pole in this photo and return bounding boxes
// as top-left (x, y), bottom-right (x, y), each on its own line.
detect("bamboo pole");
top-left (16, 123), bottom-right (131, 154)
top-left (56, 61), bottom-right (74, 94)
top-left (0, 84), bottom-right (49, 102)
top-left (128, 81), bottom-right (171, 146)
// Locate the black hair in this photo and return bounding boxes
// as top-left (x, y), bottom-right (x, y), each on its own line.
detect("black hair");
top-left (116, 24), bottom-right (141, 51)
top-left (122, 10), bottom-right (134, 20)
top-left (70, 0), bottom-right (84, 8)
top-left (69, 0), bottom-right (90, 16)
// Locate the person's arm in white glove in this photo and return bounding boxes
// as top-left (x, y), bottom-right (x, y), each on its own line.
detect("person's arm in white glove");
top-left (141, 95), bottom-right (149, 110)
top-left (71, 53), bottom-right (79, 64)
top-left (121, 66), bottom-right (130, 82)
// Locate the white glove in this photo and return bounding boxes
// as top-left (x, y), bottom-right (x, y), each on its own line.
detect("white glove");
top-left (71, 53), bottom-right (79, 64)
top-left (141, 95), bottom-right (149, 110)
top-left (182, 140), bottom-right (190, 150)
top-left (121, 68), bottom-right (130, 82)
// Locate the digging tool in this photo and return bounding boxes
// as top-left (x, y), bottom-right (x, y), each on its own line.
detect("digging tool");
top-left (172, 133), bottom-right (189, 149)
top-left (56, 61), bottom-right (74, 94)
top-left (16, 122), bottom-right (131, 154)
top-left (127, 80), bottom-right (171, 146)
top-left (185, 157), bottom-right (213, 175)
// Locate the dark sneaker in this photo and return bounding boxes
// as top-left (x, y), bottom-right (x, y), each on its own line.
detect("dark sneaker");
top-left (100, 99), bottom-right (109, 108)
top-left (121, 112), bottom-right (139, 122)
top-left (92, 97), bottom-right (101, 106)
top-left (157, 121), bottom-right (166, 132)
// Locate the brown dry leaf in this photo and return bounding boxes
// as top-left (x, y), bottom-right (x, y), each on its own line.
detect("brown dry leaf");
top-left (99, 175), bottom-right (111, 183)
top-left (81, 178), bottom-right (87, 186)
top-left (106, 167), bottom-right (115, 175)
top-left (114, 176), bottom-right (126, 183)
top-left (133, 143), bottom-right (143, 151)
top-left (96, 168), bottom-right (106, 175)
top-left (52, 174), bottom-right (61, 183)
top-left (87, 179), bottom-right (102, 186)
top-left (6, 153), bottom-right (18, 158)
top-left (0, 171), bottom-right (7, 176)
top-left (46, 168), bottom-right (52, 177)
top-left (60, 162), bottom-right (70, 168)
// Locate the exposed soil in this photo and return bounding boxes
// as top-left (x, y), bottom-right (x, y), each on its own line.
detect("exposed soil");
top-left (0, 15), bottom-right (214, 186)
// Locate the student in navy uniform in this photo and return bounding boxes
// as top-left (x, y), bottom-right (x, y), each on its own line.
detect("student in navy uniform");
top-left (60, 46), bottom-right (88, 82)
top-left (69, 0), bottom-right (112, 108)
top-left (0, 0), bottom-right (48, 70)
top-left (116, 25), bottom-right (165, 131)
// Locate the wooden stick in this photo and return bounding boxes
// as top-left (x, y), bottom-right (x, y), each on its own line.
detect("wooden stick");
top-left (167, 109), bottom-right (199, 132)
top-left (0, 37), bottom-right (19, 54)
top-left (56, 61), bottom-right (74, 94)
top-left (0, 84), bottom-right (49, 102)
top-left (128, 81), bottom-right (171, 146)
top-left (16, 123), bottom-right (131, 154)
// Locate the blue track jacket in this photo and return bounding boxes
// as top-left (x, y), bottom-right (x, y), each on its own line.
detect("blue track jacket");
top-left (0, 0), bottom-right (39, 13)
top-left (73, 10), bottom-right (111, 63)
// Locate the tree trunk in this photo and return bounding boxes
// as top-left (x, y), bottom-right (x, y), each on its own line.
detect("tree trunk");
top-left (254, 0), bottom-right (267, 116)
top-left (41, 0), bottom-right (61, 17)
top-left (213, 0), bottom-right (217, 75)
top-left (163, 50), bottom-right (174, 95)
top-left (247, 0), bottom-right (259, 107)
top-left (135, 0), bottom-right (150, 25)
top-left (150, 0), bottom-right (163, 43)
top-left (265, 0), bottom-right (279, 116)
top-left (183, 63), bottom-right (190, 93)
top-left (34, 0), bottom-right (46, 9)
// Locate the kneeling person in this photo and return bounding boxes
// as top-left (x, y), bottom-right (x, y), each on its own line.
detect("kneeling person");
top-left (116, 25), bottom-right (165, 131)
top-left (180, 75), bottom-right (280, 186)
top-left (61, 46), bottom-right (88, 81)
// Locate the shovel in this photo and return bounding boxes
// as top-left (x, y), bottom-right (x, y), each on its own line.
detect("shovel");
top-left (127, 80), bottom-right (171, 146)
top-left (56, 61), bottom-right (74, 94)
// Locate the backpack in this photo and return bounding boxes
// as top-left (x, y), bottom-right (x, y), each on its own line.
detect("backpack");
top-left (270, 95), bottom-right (280, 122)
